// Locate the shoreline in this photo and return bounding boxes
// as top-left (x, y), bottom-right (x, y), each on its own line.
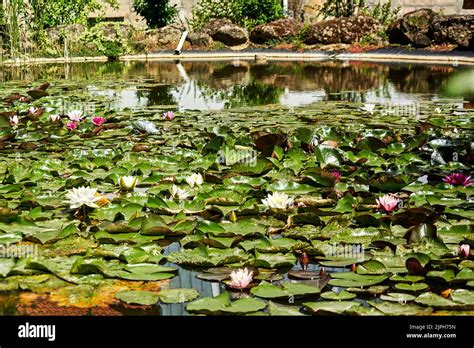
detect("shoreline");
top-left (0, 48), bottom-right (474, 66)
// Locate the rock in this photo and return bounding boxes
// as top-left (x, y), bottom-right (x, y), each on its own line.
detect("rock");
top-left (98, 22), bottom-right (135, 40)
top-left (204, 19), bottom-right (248, 46)
top-left (431, 15), bottom-right (474, 49)
top-left (186, 32), bottom-right (213, 47)
top-left (250, 19), bottom-right (302, 44)
top-left (387, 9), bottom-right (437, 47)
top-left (304, 15), bottom-right (382, 45)
top-left (146, 24), bottom-right (185, 48)
top-left (45, 24), bottom-right (86, 43)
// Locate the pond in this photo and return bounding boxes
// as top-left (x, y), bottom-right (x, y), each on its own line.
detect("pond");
top-left (0, 59), bottom-right (473, 316)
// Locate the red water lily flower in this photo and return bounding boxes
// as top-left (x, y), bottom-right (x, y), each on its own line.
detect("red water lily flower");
top-left (459, 244), bottom-right (470, 259)
top-left (66, 121), bottom-right (78, 131)
top-left (92, 116), bottom-right (106, 126)
top-left (443, 173), bottom-right (473, 187)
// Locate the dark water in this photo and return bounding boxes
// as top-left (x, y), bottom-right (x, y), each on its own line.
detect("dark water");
top-left (1, 60), bottom-right (473, 110)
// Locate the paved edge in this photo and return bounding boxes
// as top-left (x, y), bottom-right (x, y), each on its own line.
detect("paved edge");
top-left (1, 50), bottom-right (473, 65)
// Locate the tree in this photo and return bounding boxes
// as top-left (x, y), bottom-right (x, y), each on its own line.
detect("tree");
top-left (132, 0), bottom-right (178, 29)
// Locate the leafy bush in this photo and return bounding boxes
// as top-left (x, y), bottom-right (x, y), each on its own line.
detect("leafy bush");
top-left (132, 0), bottom-right (178, 29)
top-left (191, 0), bottom-right (283, 31)
top-left (80, 22), bottom-right (133, 59)
top-left (320, 0), bottom-right (367, 18)
top-left (240, 0), bottom-right (284, 29)
top-left (321, 0), bottom-right (400, 27)
top-left (362, 1), bottom-right (400, 26)
top-left (30, 0), bottom-right (118, 28)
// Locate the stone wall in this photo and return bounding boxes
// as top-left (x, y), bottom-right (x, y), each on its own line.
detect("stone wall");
top-left (366, 0), bottom-right (474, 15)
top-left (93, 0), bottom-right (474, 25)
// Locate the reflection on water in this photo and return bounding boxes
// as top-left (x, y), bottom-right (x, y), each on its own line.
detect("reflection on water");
top-left (1, 60), bottom-right (473, 110)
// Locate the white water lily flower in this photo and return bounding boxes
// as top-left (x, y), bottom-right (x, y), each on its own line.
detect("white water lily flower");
top-left (68, 110), bottom-right (83, 122)
top-left (119, 176), bottom-right (138, 190)
top-left (65, 186), bottom-right (101, 209)
top-left (434, 107), bottom-right (442, 114)
top-left (229, 268), bottom-right (253, 289)
top-left (49, 114), bottom-right (61, 122)
top-left (361, 103), bottom-right (376, 114)
top-left (185, 173), bottom-right (203, 188)
top-left (171, 185), bottom-right (190, 200)
top-left (262, 191), bottom-right (294, 210)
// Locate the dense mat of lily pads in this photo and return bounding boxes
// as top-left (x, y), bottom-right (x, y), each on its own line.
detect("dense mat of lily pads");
top-left (0, 81), bottom-right (473, 315)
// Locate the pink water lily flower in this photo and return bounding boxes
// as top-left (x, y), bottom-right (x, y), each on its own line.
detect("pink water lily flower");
top-left (9, 115), bottom-right (19, 126)
top-left (459, 244), bottom-right (470, 259)
top-left (66, 121), bottom-right (78, 131)
top-left (163, 111), bottom-right (175, 121)
top-left (92, 116), bottom-right (106, 126)
top-left (28, 107), bottom-right (38, 114)
top-left (376, 194), bottom-right (400, 212)
top-left (228, 268), bottom-right (253, 289)
top-left (443, 173), bottom-right (473, 187)
top-left (330, 170), bottom-right (342, 182)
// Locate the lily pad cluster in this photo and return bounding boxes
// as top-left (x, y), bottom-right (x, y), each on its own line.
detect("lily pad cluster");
top-left (0, 81), bottom-right (472, 315)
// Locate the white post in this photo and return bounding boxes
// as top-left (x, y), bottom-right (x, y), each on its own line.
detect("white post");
top-left (283, 0), bottom-right (289, 16)
top-left (175, 30), bottom-right (188, 55)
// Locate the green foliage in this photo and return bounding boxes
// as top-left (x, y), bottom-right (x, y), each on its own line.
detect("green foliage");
top-left (30, 0), bottom-right (118, 28)
top-left (239, 0), bottom-right (284, 29)
top-left (191, 0), bottom-right (283, 31)
top-left (361, 1), bottom-right (400, 26)
top-left (321, 0), bottom-right (400, 27)
top-left (80, 22), bottom-right (133, 59)
top-left (320, 0), bottom-right (367, 18)
top-left (132, 0), bottom-right (178, 29)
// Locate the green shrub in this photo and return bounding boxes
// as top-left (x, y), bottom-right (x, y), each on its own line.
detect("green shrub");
top-left (321, 0), bottom-right (400, 27)
top-left (132, 0), bottom-right (178, 29)
top-left (361, 1), bottom-right (400, 26)
top-left (30, 0), bottom-right (118, 28)
top-left (191, 0), bottom-right (283, 31)
top-left (80, 22), bottom-right (133, 59)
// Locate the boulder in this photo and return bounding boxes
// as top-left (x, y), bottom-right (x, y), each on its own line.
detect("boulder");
top-left (204, 19), bottom-right (248, 46)
top-left (387, 9), bottom-right (437, 47)
top-left (45, 24), bottom-right (86, 44)
top-left (186, 32), bottom-right (213, 47)
top-left (98, 22), bottom-right (135, 40)
top-left (304, 15), bottom-right (382, 45)
top-left (431, 15), bottom-right (474, 49)
top-left (250, 18), bottom-right (302, 44)
top-left (146, 24), bottom-right (185, 47)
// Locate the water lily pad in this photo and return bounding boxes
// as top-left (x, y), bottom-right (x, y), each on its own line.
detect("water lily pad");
top-left (303, 301), bottom-right (361, 315)
top-left (356, 260), bottom-right (386, 275)
top-left (252, 251), bottom-right (297, 269)
top-left (368, 301), bottom-right (432, 315)
top-left (268, 301), bottom-right (306, 316)
top-left (115, 290), bottom-right (159, 305)
top-left (426, 269), bottom-right (456, 283)
top-left (159, 288), bottom-right (200, 304)
top-left (321, 290), bottom-right (356, 300)
top-left (394, 282), bottom-right (429, 292)
top-left (380, 292), bottom-right (416, 303)
top-left (415, 292), bottom-right (459, 309)
top-left (329, 272), bottom-right (390, 287)
top-left (250, 280), bottom-right (320, 299)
